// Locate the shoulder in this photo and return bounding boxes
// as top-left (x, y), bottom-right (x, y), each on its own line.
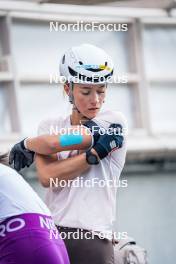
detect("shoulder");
top-left (0, 164), bottom-right (22, 185)
top-left (0, 163), bottom-right (14, 176)
top-left (93, 110), bottom-right (128, 129)
top-left (37, 115), bottom-right (70, 135)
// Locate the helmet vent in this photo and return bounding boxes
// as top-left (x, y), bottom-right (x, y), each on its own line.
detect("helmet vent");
top-left (105, 62), bottom-right (107, 66)
top-left (62, 55), bottom-right (65, 64)
top-left (68, 66), bottom-right (113, 83)
top-left (79, 61), bottom-right (83, 65)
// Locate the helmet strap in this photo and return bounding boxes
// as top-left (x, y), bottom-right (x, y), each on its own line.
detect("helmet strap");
top-left (69, 82), bottom-right (81, 114)
top-left (68, 82), bottom-right (74, 104)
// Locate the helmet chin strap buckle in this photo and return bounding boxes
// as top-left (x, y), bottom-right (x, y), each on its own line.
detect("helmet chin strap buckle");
top-left (72, 105), bottom-right (81, 114)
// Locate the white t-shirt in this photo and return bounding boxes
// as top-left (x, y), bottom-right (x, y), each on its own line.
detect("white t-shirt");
top-left (0, 164), bottom-right (51, 222)
top-left (38, 110), bottom-right (127, 237)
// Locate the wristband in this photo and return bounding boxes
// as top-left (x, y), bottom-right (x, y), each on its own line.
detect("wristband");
top-left (23, 138), bottom-right (31, 152)
top-left (22, 138), bottom-right (28, 150)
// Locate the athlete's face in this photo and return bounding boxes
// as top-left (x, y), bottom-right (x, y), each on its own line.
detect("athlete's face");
top-left (73, 83), bottom-right (106, 119)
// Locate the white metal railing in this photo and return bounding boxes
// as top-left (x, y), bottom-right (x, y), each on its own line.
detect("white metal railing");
top-left (0, 2), bottom-right (176, 157)
top-left (0, 1), bottom-right (167, 18)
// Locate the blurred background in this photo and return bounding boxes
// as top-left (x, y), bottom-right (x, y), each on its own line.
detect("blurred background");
top-left (0, 0), bottom-right (176, 263)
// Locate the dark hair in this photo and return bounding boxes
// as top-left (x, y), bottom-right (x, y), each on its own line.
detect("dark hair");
top-left (0, 153), bottom-right (9, 165)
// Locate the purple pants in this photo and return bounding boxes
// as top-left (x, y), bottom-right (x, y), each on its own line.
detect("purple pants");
top-left (0, 213), bottom-right (70, 264)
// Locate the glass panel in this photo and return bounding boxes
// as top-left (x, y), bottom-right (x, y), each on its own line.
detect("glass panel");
top-left (0, 85), bottom-right (11, 134)
top-left (143, 26), bottom-right (176, 77)
top-left (18, 83), bottom-right (71, 136)
top-left (103, 84), bottom-right (135, 129)
top-left (18, 83), bottom-right (135, 135)
top-left (0, 19), bottom-right (3, 57)
top-left (149, 83), bottom-right (176, 133)
top-left (11, 20), bottom-right (130, 77)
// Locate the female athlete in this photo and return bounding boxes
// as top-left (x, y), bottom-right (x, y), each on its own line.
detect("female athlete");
top-left (9, 44), bottom-right (127, 264)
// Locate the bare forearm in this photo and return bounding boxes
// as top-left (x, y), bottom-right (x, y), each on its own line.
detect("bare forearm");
top-left (36, 152), bottom-right (91, 187)
top-left (26, 126), bottom-right (92, 155)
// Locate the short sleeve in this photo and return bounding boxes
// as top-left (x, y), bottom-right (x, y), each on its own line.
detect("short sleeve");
top-left (93, 110), bottom-right (128, 171)
top-left (37, 119), bottom-right (51, 136)
top-left (93, 110), bottom-right (128, 131)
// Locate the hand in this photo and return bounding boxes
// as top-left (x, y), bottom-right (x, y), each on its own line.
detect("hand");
top-left (93, 123), bottom-right (124, 160)
top-left (83, 120), bottom-right (101, 144)
top-left (9, 139), bottom-right (35, 171)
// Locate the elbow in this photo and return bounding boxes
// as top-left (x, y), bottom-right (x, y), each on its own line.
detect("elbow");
top-left (37, 168), bottom-right (62, 188)
top-left (37, 169), bottom-right (51, 188)
top-left (40, 177), bottom-right (50, 188)
top-left (40, 179), bottom-right (50, 188)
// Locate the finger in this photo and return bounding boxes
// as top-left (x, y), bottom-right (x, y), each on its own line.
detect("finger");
top-left (14, 153), bottom-right (22, 171)
top-left (9, 149), bottom-right (15, 165)
top-left (22, 156), bottom-right (31, 169)
top-left (22, 151), bottom-right (34, 167)
top-left (26, 153), bottom-right (34, 167)
top-left (21, 156), bottom-right (27, 169)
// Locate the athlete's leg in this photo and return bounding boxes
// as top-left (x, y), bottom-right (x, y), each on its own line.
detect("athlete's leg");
top-left (0, 214), bottom-right (70, 264)
top-left (0, 229), bottom-right (70, 264)
top-left (33, 239), bottom-right (69, 264)
top-left (58, 226), bottom-right (114, 264)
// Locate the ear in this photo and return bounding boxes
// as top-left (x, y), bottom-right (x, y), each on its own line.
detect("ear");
top-left (64, 83), bottom-right (70, 96)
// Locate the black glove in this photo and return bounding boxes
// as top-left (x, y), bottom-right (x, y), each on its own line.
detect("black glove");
top-left (9, 139), bottom-right (35, 171)
top-left (83, 120), bottom-right (101, 145)
top-left (93, 123), bottom-right (124, 160)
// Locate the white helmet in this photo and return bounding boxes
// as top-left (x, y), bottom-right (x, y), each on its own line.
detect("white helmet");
top-left (59, 43), bottom-right (114, 85)
top-left (59, 43), bottom-right (114, 106)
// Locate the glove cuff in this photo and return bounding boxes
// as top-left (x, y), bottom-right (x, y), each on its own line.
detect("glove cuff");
top-left (21, 138), bottom-right (35, 154)
top-left (21, 138), bottom-right (27, 150)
